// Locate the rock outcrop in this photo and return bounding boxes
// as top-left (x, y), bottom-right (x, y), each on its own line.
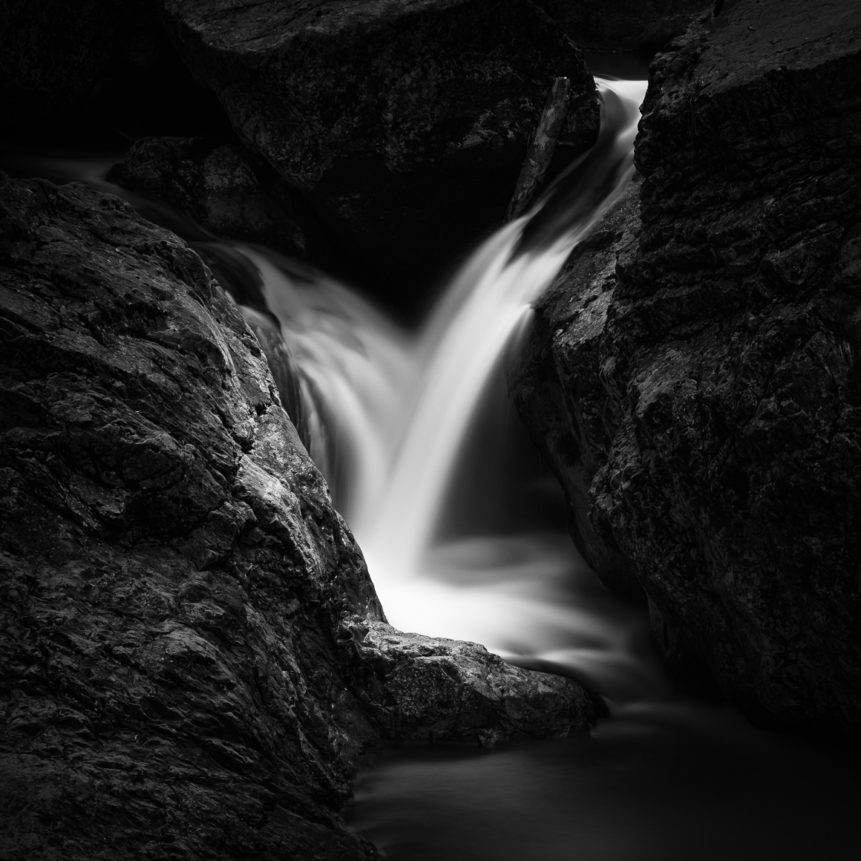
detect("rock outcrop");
top-left (108, 137), bottom-right (308, 257)
top-left (513, 0), bottom-right (861, 731)
top-left (537, 0), bottom-right (710, 54)
top-left (0, 0), bottom-right (225, 143)
top-left (339, 619), bottom-right (601, 748)
top-left (0, 173), bottom-right (598, 859)
top-left (155, 0), bottom-right (600, 297)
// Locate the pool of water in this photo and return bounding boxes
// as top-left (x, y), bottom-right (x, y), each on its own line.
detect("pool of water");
top-left (350, 701), bottom-right (860, 861)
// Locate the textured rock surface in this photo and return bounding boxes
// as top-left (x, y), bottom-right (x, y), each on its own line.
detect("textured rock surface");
top-left (537, 0), bottom-right (710, 53)
top-left (108, 136), bottom-right (308, 256)
top-left (0, 173), bottom-right (597, 858)
top-left (514, 0), bottom-right (861, 730)
top-left (339, 619), bottom-right (602, 748)
top-left (0, 172), bottom-right (381, 860)
top-left (156, 0), bottom-right (599, 292)
top-left (512, 183), bottom-right (645, 602)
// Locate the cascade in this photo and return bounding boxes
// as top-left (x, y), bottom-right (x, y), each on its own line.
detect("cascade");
top-left (242, 78), bottom-right (858, 861)
top-left (243, 77), bottom-right (664, 703)
top-left (7, 73), bottom-right (860, 861)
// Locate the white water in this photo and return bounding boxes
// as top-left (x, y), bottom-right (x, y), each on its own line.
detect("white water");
top-left (258, 80), bottom-right (858, 861)
top-left (9, 76), bottom-right (860, 861)
top-left (240, 78), bottom-right (666, 704)
top-left (3, 78), bottom-right (661, 702)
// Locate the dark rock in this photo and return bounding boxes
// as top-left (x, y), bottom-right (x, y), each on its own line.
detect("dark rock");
top-left (156, 0), bottom-right (599, 301)
top-left (108, 136), bottom-right (308, 257)
top-left (511, 182), bottom-right (645, 601)
top-left (0, 0), bottom-right (227, 144)
top-left (0, 171), bottom-right (381, 859)
top-left (536, 0), bottom-right (711, 54)
top-left (338, 618), bottom-right (603, 748)
top-left (0, 173), bottom-right (598, 858)
top-left (513, 0), bottom-right (861, 732)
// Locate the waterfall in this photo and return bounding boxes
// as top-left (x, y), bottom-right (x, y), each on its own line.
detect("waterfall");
top-left (9, 70), bottom-right (861, 861)
top-left (242, 78), bottom-right (665, 704)
top-left (4, 78), bottom-right (662, 704)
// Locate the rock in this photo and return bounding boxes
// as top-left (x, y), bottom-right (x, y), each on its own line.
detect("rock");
top-left (511, 182), bottom-right (645, 601)
top-left (156, 0), bottom-right (599, 300)
top-left (338, 619), bottom-right (602, 747)
top-left (536, 0), bottom-right (711, 54)
top-left (0, 173), bottom-right (598, 858)
top-left (0, 172), bottom-right (381, 859)
top-left (513, 0), bottom-right (861, 732)
top-left (0, 0), bottom-right (225, 144)
top-left (108, 136), bottom-right (308, 256)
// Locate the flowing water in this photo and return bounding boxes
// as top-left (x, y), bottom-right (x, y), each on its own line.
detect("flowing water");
top-left (6, 76), bottom-right (859, 860)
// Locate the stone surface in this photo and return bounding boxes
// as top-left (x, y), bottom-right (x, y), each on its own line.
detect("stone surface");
top-left (0, 172), bottom-right (381, 860)
top-left (0, 173), bottom-right (598, 858)
top-left (511, 182), bottom-right (645, 602)
top-left (0, 0), bottom-right (225, 143)
top-left (156, 0), bottom-right (599, 296)
top-left (339, 619), bottom-right (603, 748)
top-left (513, 0), bottom-right (861, 731)
top-left (108, 136), bottom-right (308, 257)
top-left (537, 0), bottom-right (711, 53)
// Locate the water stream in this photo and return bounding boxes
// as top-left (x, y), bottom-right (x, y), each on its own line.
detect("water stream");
top-left (171, 78), bottom-right (663, 706)
top-left (7, 76), bottom-right (858, 860)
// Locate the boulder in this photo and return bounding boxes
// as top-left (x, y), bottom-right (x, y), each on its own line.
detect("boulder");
top-left (156, 0), bottom-right (600, 299)
top-left (339, 619), bottom-right (602, 748)
top-left (512, 0), bottom-right (861, 731)
top-left (536, 0), bottom-right (711, 54)
top-left (108, 136), bottom-right (308, 257)
top-left (0, 173), bottom-right (597, 858)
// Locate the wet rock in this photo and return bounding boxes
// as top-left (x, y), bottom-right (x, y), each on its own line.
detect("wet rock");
top-left (511, 183), bottom-right (645, 601)
top-left (0, 173), bottom-right (598, 858)
top-left (339, 618), bottom-right (602, 747)
top-left (156, 0), bottom-right (599, 296)
top-left (108, 136), bottom-right (308, 256)
top-left (513, 0), bottom-right (861, 732)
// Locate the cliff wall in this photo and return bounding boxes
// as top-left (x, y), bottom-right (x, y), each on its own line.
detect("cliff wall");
top-left (513, 0), bottom-right (861, 730)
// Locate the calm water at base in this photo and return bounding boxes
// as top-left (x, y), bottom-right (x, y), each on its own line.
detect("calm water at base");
top-left (350, 701), bottom-right (860, 861)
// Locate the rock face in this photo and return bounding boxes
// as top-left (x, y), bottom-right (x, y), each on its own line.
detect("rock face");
top-left (513, 0), bottom-right (861, 731)
top-left (512, 183), bottom-right (646, 603)
top-left (0, 172), bottom-right (380, 860)
top-left (0, 0), bottom-right (225, 143)
top-left (537, 0), bottom-right (710, 53)
top-left (108, 137), bottom-right (308, 256)
top-left (156, 0), bottom-right (599, 296)
top-left (0, 174), bottom-right (598, 859)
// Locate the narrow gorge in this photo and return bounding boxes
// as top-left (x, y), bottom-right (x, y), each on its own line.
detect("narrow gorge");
top-left (1, 1), bottom-right (860, 859)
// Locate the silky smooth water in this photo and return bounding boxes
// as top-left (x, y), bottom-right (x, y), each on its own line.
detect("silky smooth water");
top-left (8, 77), bottom-right (858, 860)
top-left (352, 703), bottom-right (860, 861)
